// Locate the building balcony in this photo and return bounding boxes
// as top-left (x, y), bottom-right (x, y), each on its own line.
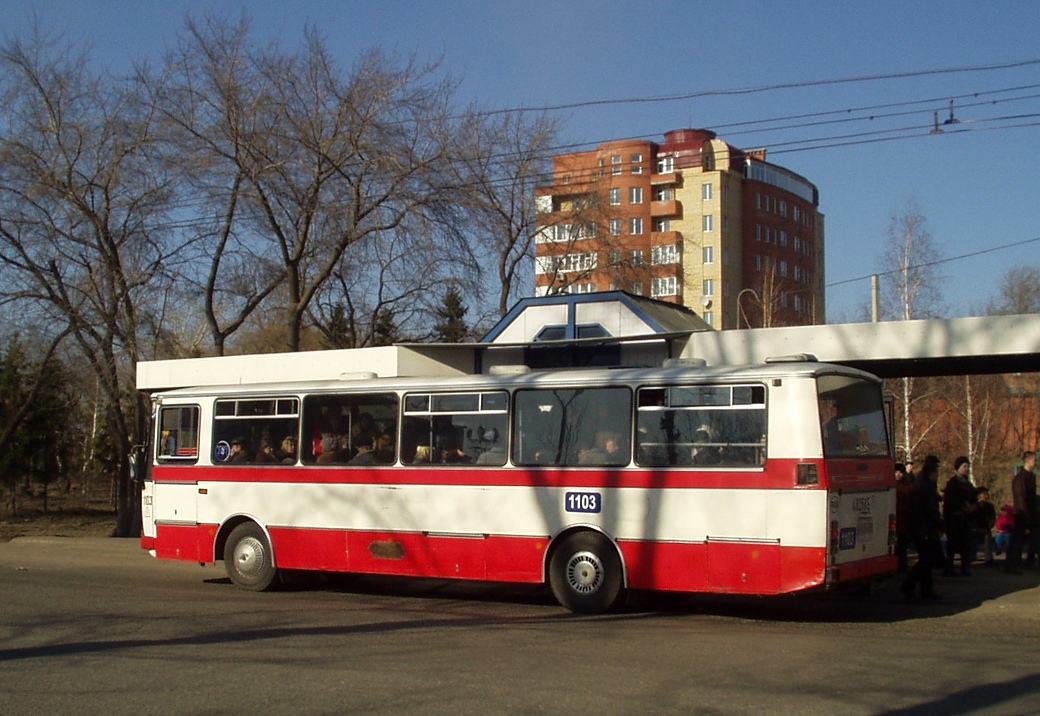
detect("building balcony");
top-left (651, 200), bottom-right (681, 217)
top-left (651, 230), bottom-right (681, 244)
top-left (651, 171), bottom-right (681, 185)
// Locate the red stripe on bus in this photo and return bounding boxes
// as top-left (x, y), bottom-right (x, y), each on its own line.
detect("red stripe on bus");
top-left (151, 459), bottom-right (892, 491)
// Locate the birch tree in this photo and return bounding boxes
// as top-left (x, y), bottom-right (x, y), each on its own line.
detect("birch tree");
top-left (878, 199), bottom-right (945, 460)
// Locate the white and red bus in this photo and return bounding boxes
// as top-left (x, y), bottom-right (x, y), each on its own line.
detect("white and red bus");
top-left (139, 355), bottom-right (896, 612)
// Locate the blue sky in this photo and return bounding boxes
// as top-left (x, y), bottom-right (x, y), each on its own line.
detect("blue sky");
top-left (9, 1), bottom-right (1040, 321)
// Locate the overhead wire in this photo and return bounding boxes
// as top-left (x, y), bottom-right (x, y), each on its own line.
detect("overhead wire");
top-left (33, 63), bottom-right (1039, 242)
top-left (826, 236), bottom-right (1040, 288)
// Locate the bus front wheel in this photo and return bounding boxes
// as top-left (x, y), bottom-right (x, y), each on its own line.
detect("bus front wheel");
top-left (549, 531), bottom-right (624, 614)
top-left (224, 522), bottom-right (278, 591)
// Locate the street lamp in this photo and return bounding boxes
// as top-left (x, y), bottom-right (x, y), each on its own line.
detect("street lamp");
top-left (737, 288), bottom-right (760, 329)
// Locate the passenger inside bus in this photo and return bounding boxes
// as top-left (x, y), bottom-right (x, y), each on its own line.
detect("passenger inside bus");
top-left (227, 437), bottom-right (249, 463)
top-left (578, 431), bottom-right (628, 466)
top-left (317, 435), bottom-right (351, 464)
top-left (413, 445), bottom-right (436, 464)
top-left (347, 433), bottom-right (395, 465)
top-left (279, 435), bottom-right (297, 464)
top-left (441, 437), bottom-right (473, 464)
top-left (255, 437), bottom-right (279, 463)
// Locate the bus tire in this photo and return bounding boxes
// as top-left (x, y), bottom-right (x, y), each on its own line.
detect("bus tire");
top-left (224, 522), bottom-right (278, 591)
top-left (549, 531), bottom-right (624, 614)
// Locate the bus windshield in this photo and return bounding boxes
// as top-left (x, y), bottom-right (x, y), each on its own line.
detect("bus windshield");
top-left (817, 374), bottom-right (889, 458)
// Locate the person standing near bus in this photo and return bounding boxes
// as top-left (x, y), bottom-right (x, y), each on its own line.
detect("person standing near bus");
top-left (973, 487), bottom-right (997, 566)
top-left (1005, 451), bottom-right (1037, 574)
top-left (943, 456), bottom-right (976, 576)
top-left (894, 462), bottom-right (913, 573)
top-left (901, 455), bottom-right (943, 600)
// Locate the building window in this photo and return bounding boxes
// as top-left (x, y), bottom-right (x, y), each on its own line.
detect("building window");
top-left (629, 187), bottom-right (643, 204)
top-left (630, 218), bottom-right (643, 235)
top-left (755, 192), bottom-right (761, 210)
top-left (755, 254), bottom-right (762, 271)
top-left (651, 277), bottom-right (678, 298)
top-left (652, 245), bottom-right (678, 265)
top-left (656, 156), bottom-right (674, 173)
top-left (653, 218), bottom-right (671, 232)
top-left (609, 250), bottom-right (622, 266)
top-left (780, 231), bottom-right (788, 248)
top-left (793, 206), bottom-right (801, 223)
top-left (609, 219), bottom-right (622, 236)
top-left (756, 224), bottom-right (762, 241)
top-left (794, 235), bottom-right (801, 253)
top-left (611, 155), bottom-right (622, 175)
top-left (703, 246), bottom-right (714, 264)
top-left (794, 265), bottom-right (802, 282)
top-left (631, 282), bottom-right (643, 295)
top-left (567, 282), bottom-right (598, 295)
top-left (703, 279), bottom-right (715, 296)
top-left (631, 154), bottom-right (643, 174)
top-left (702, 215), bottom-right (714, 232)
top-left (609, 187), bottom-right (621, 205)
top-left (780, 201), bottom-right (788, 218)
top-left (702, 183), bottom-right (713, 201)
top-left (654, 187), bottom-right (672, 201)
top-left (539, 252), bottom-right (598, 275)
top-left (779, 260), bottom-right (788, 278)
top-left (704, 311), bottom-right (715, 327)
top-left (630, 250), bottom-right (644, 267)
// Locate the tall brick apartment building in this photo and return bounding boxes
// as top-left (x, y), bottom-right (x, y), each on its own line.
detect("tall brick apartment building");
top-left (534, 128), bottom-right (825, 329)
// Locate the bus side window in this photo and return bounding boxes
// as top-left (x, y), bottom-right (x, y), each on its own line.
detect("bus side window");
top-left (403, 391), bottom-right (508, 467)
top-left (213, 397), bottom-right (299, 465)
top-left (636, 385), bottom-right (766, 468)
top-left (513, 387), bottom-right (631, 467)
top-left (157, 405), bottom-right (200, 463)
top-left (302, 393), bottom-right (399, 465)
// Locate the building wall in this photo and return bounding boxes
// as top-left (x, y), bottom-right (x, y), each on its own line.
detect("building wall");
top-left (535, 129), bottom-right (824, 328)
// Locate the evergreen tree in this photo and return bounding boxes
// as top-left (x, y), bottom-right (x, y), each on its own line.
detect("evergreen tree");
top-left (321, 303), bottom-right (357, 349)
top-left (433, 285), bottom-right (470, 343)
top-left (372, 309), bottom-right (399, 347)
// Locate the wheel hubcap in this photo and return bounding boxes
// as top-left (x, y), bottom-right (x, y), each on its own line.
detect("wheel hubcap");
top-left (565, 550), bottom-right (603, 594)
top-left (234, 536), bottom-right (266, 579)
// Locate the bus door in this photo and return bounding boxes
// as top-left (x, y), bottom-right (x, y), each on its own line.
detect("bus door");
top-left (817, 374), bottom-right (897, 579)
top-left (145, 403), bottom-right (202, 558)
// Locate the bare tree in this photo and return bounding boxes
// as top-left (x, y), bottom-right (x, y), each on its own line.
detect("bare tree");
top-left (0, 31), bottom-right (175, 534)
top-left (876, 199), bottom-right (947, 461)
top-left (987, 265), bottom-right (1040, 316)
top-left (454, 109), bottom-right (560, 319)
top-left (880, 198), bottom-right (945, 321)
top-left (151, 17), bottom-right (465, 354)
top-left (310, 218), bottom-right (462, 347)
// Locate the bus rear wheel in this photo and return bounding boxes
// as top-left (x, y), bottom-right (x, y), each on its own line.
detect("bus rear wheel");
top-left (224, 522), bottom-right (278, 591)
top-left (549, 531), bottom-right (624, 614)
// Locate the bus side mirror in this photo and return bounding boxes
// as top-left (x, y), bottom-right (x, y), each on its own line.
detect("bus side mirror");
top-left (130, 444), bottom-right (148, 483)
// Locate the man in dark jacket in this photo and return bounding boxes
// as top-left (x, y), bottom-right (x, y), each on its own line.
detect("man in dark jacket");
top-left (1005, 451), bottom-right (1037, 574)
top-left (943, 456), bottom-right (977, 576)
top-left (901, 455), bottom-right (943, 600)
